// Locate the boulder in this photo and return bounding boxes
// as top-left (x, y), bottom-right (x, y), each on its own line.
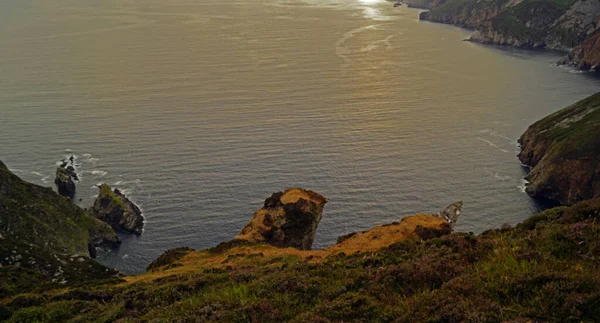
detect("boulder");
top-left (89, 184), bottom-right (144, 234)
top-left (235, 188), bottom-right (328, 250)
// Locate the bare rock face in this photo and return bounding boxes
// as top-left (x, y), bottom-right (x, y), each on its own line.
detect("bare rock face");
top-left (89, 184), bottom-right (144, 234)
top-left (235, 188), bottom-right (328, 250)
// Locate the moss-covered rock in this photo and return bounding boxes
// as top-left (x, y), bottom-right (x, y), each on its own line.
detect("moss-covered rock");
top-left (518, 92), bottom-right (600, 205)
top-left (89, 184), bottom-right (144, 234)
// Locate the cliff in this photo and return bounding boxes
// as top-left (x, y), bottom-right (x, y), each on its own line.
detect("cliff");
top-left (0, 161), bottom-right (120, 299)
top-left (420, 0), bottom-right (600, 57)
top-left (560, 30), bottom-right (600, 71)
top-left (519, 92), bottom-right (600, 205)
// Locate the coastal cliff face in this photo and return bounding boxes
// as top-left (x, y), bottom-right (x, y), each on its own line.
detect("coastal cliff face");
top-left (0, 161), bottom-right (119, 297)
top-left (420, 0), bottom-right (600, 56)
top-left (519, 92), bottom-right (600, 205)
top-left (561, 30), bottom-right (600, 71)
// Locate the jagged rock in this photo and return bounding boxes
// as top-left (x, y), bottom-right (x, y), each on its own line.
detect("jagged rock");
top-left (235, 188), bottom-right (328, 250)
top-left (54, 167), bottom-right (76, 199)
top-left (436, 201), bottom-right (462, 226)
top-left (518, 92), bottom-right (600, 205)
top-left (89, 184), bottom-right (144, 234)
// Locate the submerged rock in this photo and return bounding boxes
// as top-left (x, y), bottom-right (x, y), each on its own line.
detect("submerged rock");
top-left (235, 188), bottom-right (328, 250)
top-left (54, 166), bottom-right (76, 199)
top-left (89, 184), bottom-right (144, 234)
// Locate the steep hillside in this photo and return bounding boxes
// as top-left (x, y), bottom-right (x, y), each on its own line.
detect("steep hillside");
top-left (420, 0), bottom-right (600, 54)
top-left (519, 92), bottom-right (600, 205)
top-left (2, 196), bottom-right (600, 321)
top-left (419, 0), bottom-right (519, 29)
top-left (0, 162), bottom-right (120, 298)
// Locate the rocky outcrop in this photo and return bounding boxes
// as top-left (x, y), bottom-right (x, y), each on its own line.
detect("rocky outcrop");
top-left (518, 92), bottom-right (600, 205)
top-left (235, 188), bottom-right (328, 250)
top-left (89, 184), bottom-right (144, 234)
top-left (54, 166), bottom-right (76, 199)
top-left (559, 30), bottom-right (600, 71)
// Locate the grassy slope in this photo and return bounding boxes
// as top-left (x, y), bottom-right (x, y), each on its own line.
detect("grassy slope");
top-left (524, 92), bottom-right (600, 159)
top-left (2, 199), bottom-right (600, 322)
top-left (0, 162), bottom-right (120, 300)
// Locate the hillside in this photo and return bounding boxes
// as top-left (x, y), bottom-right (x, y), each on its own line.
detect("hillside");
top-left (2, 196), bottom-right (600, 321)
top-left (0, 162), bottom-right (120, 298)
top-left (518, 92), bottom-right (600, 205)
top-left (419, 0), bottom-right (600, 59)
top-left (1, 166), bottom-right (600, 321)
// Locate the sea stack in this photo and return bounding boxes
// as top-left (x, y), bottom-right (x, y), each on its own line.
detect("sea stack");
top-left (235, 188), bottom-right (328, 250)
top-left (54, 166), bottom-right (76, 199)
top-left (89, 184), bottom-right (144, 234)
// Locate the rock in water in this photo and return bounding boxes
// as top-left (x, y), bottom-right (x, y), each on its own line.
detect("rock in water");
top-left (89, 184), bottom-right (144, 234)
top-left (55, 166), bottom-right (76, 199)
top-left (436, 201), bottom-right (462, 226)
top-left (236, 188), bottom-right (328, 250)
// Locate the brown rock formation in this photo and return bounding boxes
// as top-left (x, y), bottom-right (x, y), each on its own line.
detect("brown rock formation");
top-left (235, 188), bottom-right (328, 250)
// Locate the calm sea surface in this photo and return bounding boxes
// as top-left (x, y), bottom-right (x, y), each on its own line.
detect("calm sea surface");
top-left (1, 0), bottom-right (599, 274)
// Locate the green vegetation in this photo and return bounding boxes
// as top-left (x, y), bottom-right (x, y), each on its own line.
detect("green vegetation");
top-left (526, 92), bottom-right (600, 159)
top-left (2, 197), bottom-right (600, 321)
top-left (491, 0), bottom-right (577, 44)
top-left (0, 164), bottom-right (120, 300)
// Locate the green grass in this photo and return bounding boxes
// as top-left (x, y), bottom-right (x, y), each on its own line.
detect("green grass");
top-left (4, 199), bottom-right (600, 321)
